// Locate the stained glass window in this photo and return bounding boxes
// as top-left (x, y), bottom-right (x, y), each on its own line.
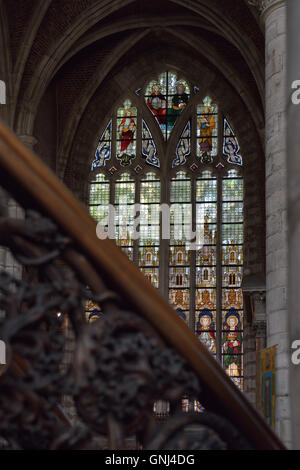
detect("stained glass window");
top-left (197, 96), bottom-right (218, 163)
top-left (172, 121), bottom-right (191, 168)
top-left (145, 72), bottom-right (190, 140)
top-left (142, 120), bottom-right (160, 168)
top-left (92, 120), bottom-right (112, 170)
top-left (223, 118), bottom-right (243, 166)
top-left (222, 169), bottom-right (244, 388)
top-left (139, 172), bottom-right (161, 288)
top-left (89, 82), bottom-right (245, 392)
top-left (89, 173), bottom-right (110, 230)
top-left (85, 301), bottom-right (103, 323)
top-left (169, 172), bottom-right (191, 326)
top-left (117, 100), bottom-right (137, 167)
top-left (115, 173), bottom-right (136, 260)
top-left (195, 171), bottom-right (217, 355)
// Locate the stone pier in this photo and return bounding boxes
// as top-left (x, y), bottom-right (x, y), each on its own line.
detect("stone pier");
top-left (250, 0), bottom-right (290, 447)
top-left (287, 0), bottom-right (300, 451)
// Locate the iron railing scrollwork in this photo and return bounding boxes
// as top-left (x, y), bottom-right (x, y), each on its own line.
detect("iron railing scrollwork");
top-left (0, 122), bottom-right (285, 450)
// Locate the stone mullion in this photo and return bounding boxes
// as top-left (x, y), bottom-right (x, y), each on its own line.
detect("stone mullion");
top-left (133, 178), bottom-right (140, 267)
top-left (110, 176), bottom-right (116, 244)
top-left (160, 176), bottom-right (169, 303)
top-left (189, 177), bottom-right (196, 333)
top-left (216, 173), bottom-right (223, 361)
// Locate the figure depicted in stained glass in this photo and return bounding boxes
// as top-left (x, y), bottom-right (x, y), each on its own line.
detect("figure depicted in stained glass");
top-left (172, 121), bottom-right (191, 167)
top-left (88, 309), bottom-right (102, 322)
top-left (223, 119), bottom-right (243, 166)
top-left (92, 120), bottom-right (112, 170)
top-left (168, 81), bottom-right (189, 126)
top-left (198, 100), bottom-right (217, 164)
top-left (197, 309), bottom-right (216, 353)
top-left (146, 82), bottom-right (167, 125)
top-left (223, 308), bottom-right (242, 377)
top-left (142, 120), bottom-right (160, 167)
top-left (117, 104), bottom-right (136, 166)
top-left (85, 301), bottom-right (103, 323)
top-left (194, 401), bottom-right (205, 412)
top-left (145, 72), bottom-right (190, 139)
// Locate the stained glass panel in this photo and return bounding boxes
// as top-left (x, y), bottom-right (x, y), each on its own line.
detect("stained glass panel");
top-left (196, 288), bottom-right (217, 308)
top-left (142, 120), bottom-right (160, 168)
top-left (197, 97), bottom-right (218, 163)
top-left (196, 309), bottom-right (216, 354)
top-left (92, 120), bottom-right (112, 170)
top-left (196, 245), bottom-right (216, 265)
top-left (145, 72), bottom-right (190, 140)
top-left (88, 86), bottom-right (247, 395)
top-left (139, 173), bottom-right (161, 288)
top-left (172, 121), bottom-right (191, 167)
top-left (222, 308), bottom-right (243, 389)
top-left (169, 289), bottom-right (190, 308)
top-left (222, 178), bottom-right (244, 202)
top-left (222, 202), bottom-right (243, 223)
top-left (169, 246), bottom-right (191, 266)
top-left (222, 267), bottom-right (243, 287)
top-left (89, 173), bottom-right (110, 235)
top-left (223, 118), bottom-right (243, 166)
top-left (222, 245), bottom-right (243, 265)
top-left (115, 173), bottom-right (135, 260)
top-left (85, 301), bottom-right (103, 323)
top-left (195, 172), bottom-right (217, 352)
top-left (169, 172), bottom-right (191, 325)
top-left (222, 173), bottom-right (244, 388)
top-left (116, 100), bottom-right (137, 167)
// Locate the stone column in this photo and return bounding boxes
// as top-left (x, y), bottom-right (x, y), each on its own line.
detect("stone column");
top-left (242, 274), bottom-right (266, 409)
top-left (287, 0), bottom-right (300, 451)
top-left (264, 0), bottom-right (290, 447)
top-left (264, 0), bottom-right (290, 448)
top-left (249, 0), bottom-right (290, 447)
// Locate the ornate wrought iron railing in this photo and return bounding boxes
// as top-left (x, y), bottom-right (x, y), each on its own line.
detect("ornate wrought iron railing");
top-left (0, 121), bottom-right (284, 450)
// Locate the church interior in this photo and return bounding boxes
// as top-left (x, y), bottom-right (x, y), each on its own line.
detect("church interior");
top-left (0, 0), bottom-right (298, 451)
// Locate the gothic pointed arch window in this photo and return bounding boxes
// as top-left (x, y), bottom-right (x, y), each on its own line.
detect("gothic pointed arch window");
top-left (89, 73), bottom-right (244, 390)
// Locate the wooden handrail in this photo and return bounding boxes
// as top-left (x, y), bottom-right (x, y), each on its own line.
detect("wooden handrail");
top-left (0, 121), bottom-right (285, 450)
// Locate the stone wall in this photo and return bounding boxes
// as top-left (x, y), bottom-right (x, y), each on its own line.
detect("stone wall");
top-left (264, 0), bottom-right (291, 447)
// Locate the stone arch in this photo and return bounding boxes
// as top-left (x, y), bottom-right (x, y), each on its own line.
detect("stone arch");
top-left (49, 25), bottom-right (264, 181)
top-left (15, 0), bottom-right (264, 138)
top-left (65, 47), bottom-right (265, 280)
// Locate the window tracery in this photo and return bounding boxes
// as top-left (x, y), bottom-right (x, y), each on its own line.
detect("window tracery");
top-left (90, 72), bottom-right (244, 388)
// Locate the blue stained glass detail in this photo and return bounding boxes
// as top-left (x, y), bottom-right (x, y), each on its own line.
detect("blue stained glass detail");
top-left (194, 86), bottom-right (200, 94)
top-left (223, 118), bottom-right (243, 166)
top-left (142, 120), bottom-right (160, 168)
top-left (135, 88), bottom-right (142, 96)
top-left (92, 120), bottom-right (112, 170)
top-left (172, 121), bottom-right (191, 168)
top-left (88, 309), bottom-right (102, 322)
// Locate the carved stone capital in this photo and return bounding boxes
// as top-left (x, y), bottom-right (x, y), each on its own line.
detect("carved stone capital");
top-left (248, 0), bottom-right (285, 19)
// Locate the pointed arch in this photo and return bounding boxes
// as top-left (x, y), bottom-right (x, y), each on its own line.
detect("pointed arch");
top-left (92, 120), bottom-right (112, 170)
top-left (88, 71), bottom-right (246, 391)
top-left (144, 71), bottom-right (190, 140)
top-left (142, 120), bottom-right (160, 168)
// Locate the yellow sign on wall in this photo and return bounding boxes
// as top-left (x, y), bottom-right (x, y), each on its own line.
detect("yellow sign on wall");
top-left (260, 345), bottom-right (276, 429)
